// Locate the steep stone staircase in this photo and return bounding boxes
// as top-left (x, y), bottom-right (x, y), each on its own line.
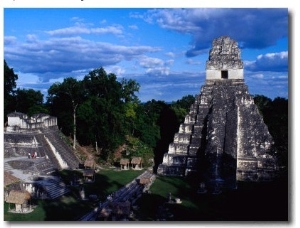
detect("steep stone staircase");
top-left (41, 128), bottom-right (81, 169)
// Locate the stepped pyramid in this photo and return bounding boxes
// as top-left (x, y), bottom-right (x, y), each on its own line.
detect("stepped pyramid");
top-left (157, 36), bottom-right (278, 192)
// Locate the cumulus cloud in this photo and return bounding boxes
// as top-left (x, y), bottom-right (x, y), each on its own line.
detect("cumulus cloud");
top-left (136, 8), bottom-right (288, 57)
top-left (138, 56), bottom-right (164, 68)
top-left (137, 56), bottom-right (174, 76)
top-left (105, 65), bottom-right (126, 77)
top-left (4, 35), bottom-right (161, 81)
top-left (245, 51), bottom-right (288, 72)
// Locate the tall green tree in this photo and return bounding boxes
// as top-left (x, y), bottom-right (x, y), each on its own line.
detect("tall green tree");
top-left (4, 60), bottom-right (18, 121)
top-left (46, 67), bottom-right (141, 161)
top-left (80, 68), bottom-right (126, 160)
top-left (78, 67), bottom-right (139, 159)
top-left (47, 78), bottom-right (84, 149)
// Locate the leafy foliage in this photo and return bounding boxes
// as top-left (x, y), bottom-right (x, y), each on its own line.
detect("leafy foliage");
top-left (15, 88), bottom-right (46, 116)
top-left (4, 60), bottom-right (18, 121)
top-left (254, 95), bottom-right (288, 168)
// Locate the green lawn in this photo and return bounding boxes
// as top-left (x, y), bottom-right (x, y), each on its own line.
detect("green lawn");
top-left (4, 169), bottom-right (144, 221)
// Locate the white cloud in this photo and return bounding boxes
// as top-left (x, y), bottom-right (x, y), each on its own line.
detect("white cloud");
top-left (137, 56), bottom-right (174, 76)
top-left (246, 51), bottom-right (288, 72)
top-left (258, 51), bottom-right (288, 60)
top-left (105, 65), bottom-right (126, 77)
top-left (70, 17), bottom-right (85, 23)
top-left (139, 56), bottom-right (164, 68)
top-left (145, 67), bottom-right (170, 76)
top-left (4, 35), bottom-right (161, 78)
top-left (165, 52), bottom-right (175, 58)
top-left (26, 34), bottom-right (38, 42)
top-left (271, 75), bottom-right (288, 80)
top-left (46, 24), bottom-right (123, 36)
top-left (251, 74), bottom-right (264, 79)
top-left (16, 72), bottom-right (41, 85)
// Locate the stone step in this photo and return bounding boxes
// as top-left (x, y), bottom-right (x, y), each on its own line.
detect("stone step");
top-left (178, 123), bottom-right (193, 133)
top-left (42, 181), bottom-right (70, 199)
top-left (173, 133), bottom-right (191, 144)
top-left (168, 143), bottom-right (189, 154)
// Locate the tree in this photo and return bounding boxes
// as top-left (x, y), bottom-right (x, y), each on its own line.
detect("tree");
top-left (80, 68), bottom-right (127, 161)
top-left (15, 88), bottom-right (45, 115)
top-left (47, 78), bottom-right (84, 149)
top-left (253, 94), bottom-right (272, 116)
top-left (171, 95), bottom-right (196, 125)
top-left (4, 60), bottom-right (18, 97)
top-left (172, 95), bottom-right (196, 111)
top-left (133, 103), bottom-right (161, 148)
top-left (121, 78), bottom-right (140, 103)
top-left (254, 95), bottom-right (288, 170)
top-left (4, 60), bottom-right (18, 121)
top-left (46, 67), bottom-right (141, 161)
top-left (140, 96), bottom-right (195, 173)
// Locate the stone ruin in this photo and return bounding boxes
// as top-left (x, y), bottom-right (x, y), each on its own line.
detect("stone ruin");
top-left (6, 112), bottom-right (57, 132)
top-left (4, 112), bottom-right (80, 170)
top-left (4, 112), bottom-right (81, 199)
top-left (157, 36), bottom-right (278, 193)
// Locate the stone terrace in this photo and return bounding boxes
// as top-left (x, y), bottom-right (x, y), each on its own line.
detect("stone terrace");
top-left (4, 112), bottom-right (82, 200)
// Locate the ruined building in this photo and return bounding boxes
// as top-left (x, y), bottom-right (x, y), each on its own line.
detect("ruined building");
top-left (4, 112), bottom-right (81, 199)
top-left (157, 36), bottom-right (278, 192)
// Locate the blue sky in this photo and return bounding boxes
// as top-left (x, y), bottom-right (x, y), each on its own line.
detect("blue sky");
top-left (4, 8), bottom-right (288, 102)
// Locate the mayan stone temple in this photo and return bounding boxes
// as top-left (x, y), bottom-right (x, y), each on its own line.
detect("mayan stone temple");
top-left (157, 36), bottom-right (278, 193)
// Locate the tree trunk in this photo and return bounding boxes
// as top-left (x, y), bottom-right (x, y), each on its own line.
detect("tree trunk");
top-left (73, 103), bottom-right (78, 150)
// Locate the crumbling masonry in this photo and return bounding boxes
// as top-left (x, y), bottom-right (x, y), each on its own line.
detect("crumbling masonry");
top-left (157, 36), bottom-right (278, 192)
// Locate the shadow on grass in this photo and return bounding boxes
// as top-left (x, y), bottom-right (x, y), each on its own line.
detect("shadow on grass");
top-left (135, 174), bottom-right (289, 221)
